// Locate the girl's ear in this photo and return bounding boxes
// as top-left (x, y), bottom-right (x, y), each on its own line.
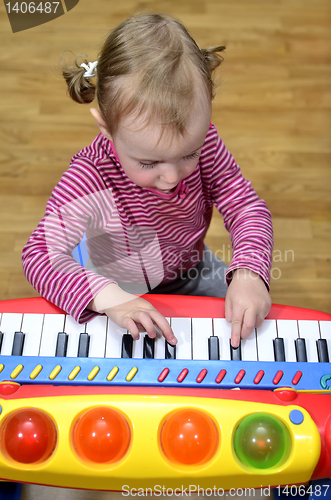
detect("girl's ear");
top-left (90, 108), bottom-right (113, 141)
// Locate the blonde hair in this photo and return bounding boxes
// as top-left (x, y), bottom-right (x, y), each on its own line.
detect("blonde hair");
top-left (61, 13), bottom-right (225, 137)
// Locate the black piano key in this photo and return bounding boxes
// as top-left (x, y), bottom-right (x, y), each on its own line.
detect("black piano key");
top-left (230, 341), bottom-right (242, 361)
top-left (317, 339), bottom-right (329, 363)
top-left (143, 335), bottom-right (155, 359)
top-left (295, 338), bottom-right (307, 362)
top-left (208, 336), bottom-right (220, 360)
top-left (121, 334), bottom-right (133, 358)
top-left (165, 341), bottom-right (176, 360)
top-left (12, 332), bottom-right (25, 356)
top-left (273, 337), bottom-right (286, 362)
top-left (56, 332), bottom-right (68, 357)
top-left (0, 332), bottom-right (3, 352)
top-left (77, 333), bottom-right (90, 358)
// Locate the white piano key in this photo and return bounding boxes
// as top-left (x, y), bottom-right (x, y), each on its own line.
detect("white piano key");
top-left (154, 334), bottom-right (165, 359)
top-left (192, 318), bottom-right (212, 360)
top-left (171, 318), bottom-right (192, 360)
top-left (39, 314), bottom-right (66, 356)
top-left (154, 317), bottom-right (169, 359)
top-left (276, 320), bottom-right (298, 362)
top-left (213, 318), bottom-right (231, 360)
top-left (86, 315), bottom-right (107, 358)
top-left (241, 330), bottom-right (258, 361)
top-left (65, 315), bottom-right (85, 357)
top-left (0, 313), bottom-right (23, 355)
top-left (319, 321), bottom-right (331, 359)
top-left (105, 319), bottom-right (126, 358)
top-left (298, 320), bottom-right (320, 362)
top-left (256, 319), bottom-right (276, 361)
top-left (132, 335), bottom-right (144, 359)
top-left (21, 314), bottom-right (44, 356)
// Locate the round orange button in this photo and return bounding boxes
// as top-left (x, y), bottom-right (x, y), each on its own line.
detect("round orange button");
top-left (73, 407), bottom-right (131, 464)
top-left (160, 409), bottom-right (219, 465)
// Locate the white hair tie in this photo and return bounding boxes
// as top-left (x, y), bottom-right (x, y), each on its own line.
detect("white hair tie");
top-left (80, 61), bottom-right (98, 78)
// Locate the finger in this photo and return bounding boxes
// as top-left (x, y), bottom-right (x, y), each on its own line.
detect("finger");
top-left (149, 311), bottom-right (177, 345)
top-left (131, 312), bottom-right (157, 338)
top-left (241, 308), bottom-right (257, 339)
top-left (255, 313), bottom-right (265, 329)
top-left (230, 317), bottom-right (242, 348)
top-left (136, 322), bottom-right (154, 335)
top-left (123, 317), bottom-right (140, 340)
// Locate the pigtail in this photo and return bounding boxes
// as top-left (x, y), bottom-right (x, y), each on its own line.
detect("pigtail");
top-left (61, 52), bottom-right (96, 104)
top-left (200, 46), bottom-right (226, 74)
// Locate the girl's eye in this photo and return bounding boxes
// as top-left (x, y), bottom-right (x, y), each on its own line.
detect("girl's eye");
top-left (184, 151), bottom-right (201, 160)
top-left (139, 162), bottom-right (157, 169)
top-left (139, 150), bottom-right (200, 169)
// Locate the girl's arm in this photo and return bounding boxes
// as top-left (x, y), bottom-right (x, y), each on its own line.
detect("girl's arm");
top-left (209, 130), bottom-right (273, 346)
top-left (22, 162), bottom-right (115, 324)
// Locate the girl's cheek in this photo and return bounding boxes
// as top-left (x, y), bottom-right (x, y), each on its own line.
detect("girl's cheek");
top-left (133, 169), bottom-right (156, 186)
top-left (186, 161), bottom-right (200, 176)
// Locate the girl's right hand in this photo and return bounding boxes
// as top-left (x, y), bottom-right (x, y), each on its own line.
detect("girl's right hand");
top-left (87, 283), bottom-right (177, 345)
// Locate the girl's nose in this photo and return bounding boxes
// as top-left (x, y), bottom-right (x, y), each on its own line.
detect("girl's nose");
top-left (160, 164), bottom-right (180, 185)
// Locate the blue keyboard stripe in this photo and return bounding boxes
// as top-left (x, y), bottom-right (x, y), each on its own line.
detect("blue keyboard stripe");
top-left (1, 356), bottom-right (330, 390)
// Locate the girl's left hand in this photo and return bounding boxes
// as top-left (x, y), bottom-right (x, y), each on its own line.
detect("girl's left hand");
top-left (225, 268), bottom-right (272, 348)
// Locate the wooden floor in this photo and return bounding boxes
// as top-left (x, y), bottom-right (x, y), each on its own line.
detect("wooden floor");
top-left (0, 0), bottom-right (330, 498)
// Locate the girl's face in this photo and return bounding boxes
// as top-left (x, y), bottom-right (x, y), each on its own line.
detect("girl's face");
top-left (111, 99), bottom-right (212, 193)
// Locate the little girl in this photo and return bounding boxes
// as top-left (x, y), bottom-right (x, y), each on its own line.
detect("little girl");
top-left (22, 12), bottom-right (273, 348)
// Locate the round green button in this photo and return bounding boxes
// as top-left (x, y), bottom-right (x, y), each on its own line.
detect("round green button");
top-left (233, 413), bottom-right (290, 469)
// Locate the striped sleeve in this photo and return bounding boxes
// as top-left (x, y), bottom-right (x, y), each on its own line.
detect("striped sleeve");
top-left (21, 159), bottom-right (115, 323)
top-left (209, 133), bottom-right (273, 288)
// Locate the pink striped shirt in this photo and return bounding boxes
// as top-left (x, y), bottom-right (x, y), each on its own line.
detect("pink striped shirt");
top-left (22, 123), bottom-right (273, 323)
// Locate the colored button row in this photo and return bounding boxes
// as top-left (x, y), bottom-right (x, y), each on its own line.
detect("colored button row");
top-left (2, 363), bottom-right (303, 387)
top-left (0, 405), bottom-right (302, 470)
top-left (158, 367), bottom-right (303, 386)
top-left (5, 364), bottom-right (139, 383)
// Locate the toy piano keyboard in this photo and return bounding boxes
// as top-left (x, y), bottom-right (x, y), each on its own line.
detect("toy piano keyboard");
top-left (0, 295), bottom-right (330, 492)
